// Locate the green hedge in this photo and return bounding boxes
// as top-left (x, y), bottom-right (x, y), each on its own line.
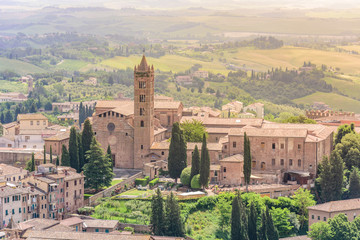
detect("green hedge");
top-left (149, 178), bottom-right (159, 187)
top-left (135, 178), bottom-right (148, 186)
top-left (144, 176), bottom-right (150, 183)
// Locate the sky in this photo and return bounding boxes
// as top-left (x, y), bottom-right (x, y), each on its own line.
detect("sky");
top-left (0, 0), bottom-right (359, 11)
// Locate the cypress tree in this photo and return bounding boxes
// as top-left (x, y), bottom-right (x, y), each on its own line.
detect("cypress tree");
top-left (69, 126), bottom-right (79, 172)
top-left (0, 112), bottom-right (4, 123)
top-left (79, 102), bottom-right (84, 125)
top-left (43, 145), bottom-right (46, 164)
top-left (244, 132), bottom-right (252, 192)
top-left (168, 123), bottom-right (187, 183)
top-left (56, 156), bottom-right (59, 166)
top-left (164, 192), bottom-right (184, 237)
top-left (259, 212), bottom-right (268, 240)
top-left (190, 145), bottom-right (200, 181)
top-left (319, 156), bottom-right (333, 202)
top-left (82, 119), bottom-right (93, 164)
top-left (77, 133), bottom-right (84, 171)
top-left (107, 145), bottom-right (113, 171)
top-left (231, 195), bottom-right (242, 240)
top-left (349, 168), bottom-right (360, 199)
top-left (265, 207), bottom-right (279, 240)
top-left (151, 188), bottom-right (165, 235)
top-left (61, 145), bottom-right (70, 166)
top-left (5, 110), bottom-right (12, 124)
top-left (50, 145), bottom-right (53, 164)
top-left (330, 151), bottom-right (343, 201)
top-left (83, 137), bottom-right (114, 190)
top-left (199, 133), bottom-right (210, 189)
top-left (31, 152), bottom-right (35, 172)
top-left (248, 202), bottom-right (258, 240)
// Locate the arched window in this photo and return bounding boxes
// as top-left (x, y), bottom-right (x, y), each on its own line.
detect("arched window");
top-left (298, 159), bottom-right (301, 167)
top-left (140, 120), bottom-right (144, 127)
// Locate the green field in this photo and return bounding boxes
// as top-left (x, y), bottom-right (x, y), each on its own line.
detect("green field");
top-left (0, 80), bottom-right (28, 93)
top-left (0, 57), bottom-right (46, 75)
top-left (324, 76), bottom-right (360, 100)
top-left (293, 92), bottom-right (360, 113)
top-left (55, 59), bottom-right (90, 72)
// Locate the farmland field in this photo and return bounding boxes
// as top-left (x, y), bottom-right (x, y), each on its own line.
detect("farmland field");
top-left (55, 59), bottom-right (90, 72)
top-left (293, 92), bottom-right (360, 113)
top-left (324, 76), bottom-right (360, 100)
top-left (0, 58), bottom-right (46, 75)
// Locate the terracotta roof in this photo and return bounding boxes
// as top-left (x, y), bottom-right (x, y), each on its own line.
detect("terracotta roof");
top-left (96, 100), bottom-right (181, 114)
top-left (18, 113), bottom-right (47, 121)
top-left (18, 218), bottom-right (59, 231)
top-left (220, 154), bottom-right (244, 162)
top-left (35, 177), bottom-right (55, 184)
top-left (229, 128), bottom-right (308, 138)
top-left (154, 101), bottom-right (182, 109)
top-left (150, 142), bottom-right (222, 151)
top-left (0, 185), bottom-right (26, 197)
top-left (83, 219), bottom-right (119, 229)
top-left (2, 121), bottom-right (18, 129)
top-left (60, 217), bottom-right (84, 227)
top-left (44, 131), bottom-right (70, 141)
top-left (24, 230), bottom-right (150, 240)
top-left (46, 224), bottom-right (74, 232)
top-left (206, 128), bottom-right (230, 134)
top-left (0, 164), bottom-right (27, 176)
top-left (64, 173), bottom-right (84, 181)
top-left (180, 116), bottom-right (263, 127)
top-left (308, 198), bottom-right (360, 212)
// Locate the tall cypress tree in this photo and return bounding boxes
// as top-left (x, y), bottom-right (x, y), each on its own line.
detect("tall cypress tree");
top-left (349, 168), bottom-right (360, 199)
top-left (248, 202), bottom-right (258, 240)
top-left (50, 145), bottom-right (53, 164)
top-left (164, 192), bottom-right (184, 237)
top-left (83, 137), bottom-right (114, 190)
top-left (56, 156), bottom-right (59, 166)
top-left (0, 112), bottom-right (4, 123)
top-left (199, 133), bottom-right (210, 189)
top-left (259, 212), bottom-right (268, 240)
top-left (26, 153), bottom-right (36, 172)
top-left (151, 188), bottom-right (165, 235)
top-left (265, 207), bottom-right (279, 240)
top-left (231, 195), bottom-right (242, 240)
top-left (190, 145), bottom-right (200, 181)
top-left (82, 119), bottom-right (94, 164)
top-left (107, 145), bottom-right (113, 171)
top-left (77, 133), bottom-right (84, 171)
top-left (330, 151), bottom-right (343, 201)
top-left (168, 123), bottom-right (187, 183)
top-left (244, 132), bottom-right (252, 192)
top-left (69, 126), bottom-right (79, 172)
top-left (319, 156), bottom-right (332, 202)
top-left (61, 145), bottom-right (70, 166)
top-left (43, 145), bottom-right (46, 164)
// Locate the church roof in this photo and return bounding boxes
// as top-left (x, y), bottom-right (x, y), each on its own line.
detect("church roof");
top-left (138, 55), bottom-right (148, 71)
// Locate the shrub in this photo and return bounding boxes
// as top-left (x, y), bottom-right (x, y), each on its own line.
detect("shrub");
top-left (149, 178), bottom-right (159, 187)
top-left (124, 226), bottom-right (134, 233)
top-left (144, 176), bottom-right (150, 183)
top-left (180, 167), bottom-right (192, 186)
top-left (191, 174), bottom-right (201, 189)
top-left (196, 196), bottom-right (216, 210)
top-left (159, 168), bottom-right (169, 176)
top-left (135, 178), bottom-right (148, 186)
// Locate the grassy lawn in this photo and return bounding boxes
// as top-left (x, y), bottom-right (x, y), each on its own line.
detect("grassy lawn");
top-left (324, 76), bottom-right (360, 100)
top-left (293, 92), bottom-right (360, 113)
top-left (55, 59), bottom-right (90, 72)
top-left (119, 189), bottom-right (154, 197)
top-left (0, 80), bottom-right (28, 93)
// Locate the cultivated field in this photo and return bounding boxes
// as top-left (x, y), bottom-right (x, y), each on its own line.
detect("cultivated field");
top-left (0, 58), bottom-right (46, 75)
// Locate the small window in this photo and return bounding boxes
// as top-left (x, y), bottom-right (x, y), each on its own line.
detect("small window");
top-left (37, 121), bottom-right (40, 125)
top-left (161, 151), bottom-right (164, 156)
top-left (233, 142), bottom-right (236, 148)
top-left (289, 159), bottom-right (293, 166)
top-left (140, 108), bottom-right (145, 116)
top-left (116, 113), bottom-right (119, 117)
top-left (30, 121), bottom-right (33, 125)
top-left (280, 159), bottom-right (284, 166)
top-left (95, 229), bottom-right (99, 233)
top-left (141, 145), bottom-right (143, 150)
top-left (224, 145), bottom-right (227, 149)
top-left (43, 120), bottom-right (46, 125)
top-left (223, 167), bottom-right (227, 173)
top-left (261, 142), bottom-right (265, 148)
top-left (105, 229), bottom-right (109, 233)
top-left (140, 95), bottom-right (146, 102)
top-left (312, 215), bottom-right (314, 219)
top-left (324, 217), bottom-right (326, 221)
top-left (125, 133), bottom-right (128, 136)
top-left (140, 121), bottom-right (144, 127)
top-left (298, 144), bottom-right (301, 150)
top-left (298, 159), bottom-right (301, 167)
top-left (281, 143), bottom-right (284, 149)
top-left (318, 216), bottom-right (320, 220)
top-left (272, 143), bottom-right (276, 149)
top-left (74, 180), bottom-right (77, 186)
top-left (272, 159), bottom-right (275, 166)
top-left (139, 81), bottom-right (146, 88)
top-left (66, 182), bottom-right (69, 188)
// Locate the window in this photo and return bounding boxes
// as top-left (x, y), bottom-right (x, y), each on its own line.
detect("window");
top-left (79, 179), bottom-right (81, 184)
top-left (30, 121), bottom-right (33, 125)
top-left (105, 229), bottom-right (109, 233)
top-left (25, 136), bottom-right (30, 142)
top-left (298, 144), bottom-right (301, 150)
top-left (140, 108), bottom-right (145, 116)
top-left (272, 159), bottom-right (275, 166)
top-left (37, 121), bottom-right (40, 125)
top-left (5, 210), bottom-right (8, 216)
top-left (272, 143), bottom-right (276, 149)
top-left (66, 192), bottom-right (68, 197)
top-left (66, 182), bottom-right (69, 188)
top-left (139, 81), bottom-right (146, 88)
top-left (252, 161), bottom-right (256, 168)
top-left (280, 159), bottom-right (284, 166)
top-left (289, 159), bottom-right (293, 166)
top-left (312, 215), bottom-right (314, 219)
top-left (74, 180), bottom-right (77, 186)
top-left (125, 132), bottom-right (128, 136)
top-left (140, 95), bottom-right (146, 102)
top-left (43, 121), bottom-right (46, 125)
top-left (140, 121), bottom-right (144, 127)
top-left (233, 142), bottom-right (236, 148)
top-left (298, 159), bottom-right (301, 167)
top-left (224, 145), bottom-right (227, 149)
top-left (318, 216), bottom-right (320, 220)
top-left (141, 145), bottom-right (143, 150)
top-left (281, 143), bottom-right (284, 149)
top-left (116, 113), bottom-right (119, 117)
top-left (223, 167), bottom-right (227, 173)
top-left (161, 151), bottom-right (164, 156)
top-left (168, 115), bottom-right (171, 125)
top-left (95, 229), bottom-right (99, 232)
top-left (19, 208), bottom-right (21, 213)
top-left (12, 209), bottom-right (15, 214)
top-left (324, 217), bottom-right (327, 221)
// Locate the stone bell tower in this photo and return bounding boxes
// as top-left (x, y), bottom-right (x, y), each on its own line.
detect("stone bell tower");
top-left (133, 55), bottom-right (155, 169)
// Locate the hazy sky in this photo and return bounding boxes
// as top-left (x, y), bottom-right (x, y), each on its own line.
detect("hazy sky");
top-left (0, 0), bottom-right (359, 10)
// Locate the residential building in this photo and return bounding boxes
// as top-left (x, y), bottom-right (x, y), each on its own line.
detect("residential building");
top-left (0, 164), bottom-right (28, 182)
top-left (192, 70), bottom-right (209, 79)
top-left (175, 75), bottom-right (193, 86)
top-left (83, 219), bottom-right (119, 233)
top-left (308, 198), bottom-right (360, 228)
top-left (0, 186), bottom-right (24, 228)
top-left (44, 131), bottom-right (70, 157)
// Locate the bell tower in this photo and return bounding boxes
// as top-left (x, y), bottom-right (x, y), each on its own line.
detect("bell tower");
top-left (133, 55), bottom-right (155, 169)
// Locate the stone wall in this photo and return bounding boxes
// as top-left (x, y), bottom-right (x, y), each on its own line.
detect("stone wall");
top-left (85, 172), bottom-right (142, 206)
top-left (119, 223), bottom-right (151, 233)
